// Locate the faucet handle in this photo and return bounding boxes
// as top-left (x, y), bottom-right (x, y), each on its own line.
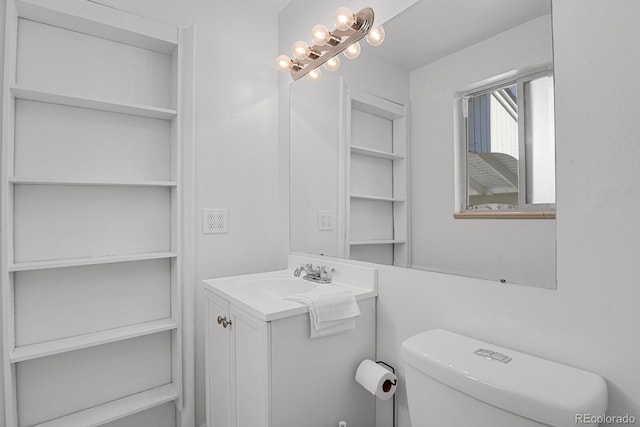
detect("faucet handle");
top-left (319, 266), bottom-right (335, 280)
top-left (293, 264), bottom-right (305, 277)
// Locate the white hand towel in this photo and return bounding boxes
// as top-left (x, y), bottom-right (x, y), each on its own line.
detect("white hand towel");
top-left (285, 285), bottom-right (361, 338)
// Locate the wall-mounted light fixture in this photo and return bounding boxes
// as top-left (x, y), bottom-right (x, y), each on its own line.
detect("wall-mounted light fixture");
top-left (276, 6), bottom-right (385, 82)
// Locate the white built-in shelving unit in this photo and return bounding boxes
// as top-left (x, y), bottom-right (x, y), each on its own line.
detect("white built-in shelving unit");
top-left (1, 1), bottom-right (190, 425)
top-left (344, 86), bottom-right (409, 266)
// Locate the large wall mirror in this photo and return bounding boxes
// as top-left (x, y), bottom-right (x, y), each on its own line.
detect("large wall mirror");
top-left (290, 0), bottom-right (556, 288)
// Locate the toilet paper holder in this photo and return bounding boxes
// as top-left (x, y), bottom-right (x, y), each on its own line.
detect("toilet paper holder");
top-left (376, 361), bottom-right (396, 427)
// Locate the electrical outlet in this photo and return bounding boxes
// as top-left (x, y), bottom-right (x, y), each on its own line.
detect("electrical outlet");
top-left (203, 209), bottom-right (229, 234)
top-left (317, 210), bottom-right (335, 231)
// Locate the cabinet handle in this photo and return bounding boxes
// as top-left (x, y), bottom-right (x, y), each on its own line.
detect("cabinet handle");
top-left (217, 316), bottom-right (232, 328)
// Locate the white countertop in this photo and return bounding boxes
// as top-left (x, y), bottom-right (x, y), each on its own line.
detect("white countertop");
top-left (203, 269), bottom-right (377, 322)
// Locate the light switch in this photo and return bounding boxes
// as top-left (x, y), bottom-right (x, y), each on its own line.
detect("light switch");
top-left (317, 210), bottom-right (335, 231)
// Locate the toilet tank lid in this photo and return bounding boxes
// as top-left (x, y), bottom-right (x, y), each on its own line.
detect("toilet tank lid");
top-left (401, 330), bottom-right (607, 427)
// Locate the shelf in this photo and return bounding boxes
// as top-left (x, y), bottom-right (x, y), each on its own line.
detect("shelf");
top-left (32, 384), bottom-right (178, 427)
top-left (453, 211), bottom-right (556, 219)
top-left (9, 177), bottom-right (177, 187)
top-left (350, 239), bottom-right (406, 245)
top-left (11, 318), bottom-right (178, 363)
top-left (351, 194), bottom-right (405, 202)
top-left (11, 85), bottom-right (177, 120)
top-left (16, 0), bottom-right (179, 55)
top-left (351, 145), bottom-right (405, 160)
top-left (9, 252), bottom-right (178, 272)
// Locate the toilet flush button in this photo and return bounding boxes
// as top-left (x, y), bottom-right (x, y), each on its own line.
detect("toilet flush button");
top-left (473, 349), bottom-right (494, 357)
top-left (474, 348), bottom-right (512, 363)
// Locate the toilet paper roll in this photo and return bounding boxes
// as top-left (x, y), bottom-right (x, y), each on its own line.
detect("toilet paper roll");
top-left (355, 359), bottom-right (397, 400)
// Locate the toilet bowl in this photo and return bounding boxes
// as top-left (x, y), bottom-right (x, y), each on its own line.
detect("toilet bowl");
top-left (401, 329), bottom-right (608, 427)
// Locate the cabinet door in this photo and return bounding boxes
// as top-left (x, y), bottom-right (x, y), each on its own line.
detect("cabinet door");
top-left (206, 293), bottom-right (231, 427)
top-left (230, 306), bottom-right (270, 427)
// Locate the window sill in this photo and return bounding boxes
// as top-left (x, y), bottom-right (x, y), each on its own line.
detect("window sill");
top-left (453, 211), bottom-right (556, 219)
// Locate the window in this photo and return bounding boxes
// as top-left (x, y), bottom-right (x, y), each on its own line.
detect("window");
top-left (462, 71), bottom-right (555, 213)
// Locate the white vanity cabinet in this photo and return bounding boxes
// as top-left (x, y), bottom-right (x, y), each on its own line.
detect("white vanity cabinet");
top-left (204, 268), bottom-right (377, 427)
top-left (205, 292), bottom-right (271, 427)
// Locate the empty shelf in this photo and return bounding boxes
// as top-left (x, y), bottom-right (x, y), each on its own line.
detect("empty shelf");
top-left (9, 177), bottom-right (177, 187)
top-left (351, 145), bottom-right (405, 160)
top-left (9, 252), bottom-right (178, 272)
top-left (32, 384), bottom-right (178, 427)
top-left (11, 318), bottom-right (178, 362)
top-left (351, 194), bottom-right (406, 202)
top-left (350, 239), bottom-right (406, 245)
top-left (11, 85), bottom-right (177, 120)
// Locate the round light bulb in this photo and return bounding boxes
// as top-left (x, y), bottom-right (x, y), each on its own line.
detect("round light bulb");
top-left (311, 24), bottom-right (331, 46)
top-left (343, 42), bottom-right (361, 60)
top-left (324, 56), bottom-right (341, 72)
top-left (333, 6), bottom-right (355, 31)
top-left (275, 54), bottom-right (293, 72)
top-left (307, 68), bottom-right (322, 82)
top-left (366, 25), bottom-right (385, 47)
top-left (292, 40), bottom-right (310, 60)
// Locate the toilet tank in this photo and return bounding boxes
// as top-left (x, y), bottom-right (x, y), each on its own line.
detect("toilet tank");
top-left (401, 330), bottom-right (607, 427)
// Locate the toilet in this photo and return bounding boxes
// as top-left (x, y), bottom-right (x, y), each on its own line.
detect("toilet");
top-left (401, 330), bottom-right (608, 426)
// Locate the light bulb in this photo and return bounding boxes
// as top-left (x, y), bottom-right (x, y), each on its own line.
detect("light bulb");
top-left (275, 54), bottom-right (293, 72)
top-left (366, 25), bottom-right (385, 46)
top-left (307, 68), bottom-right (322, 82)
top-left (311, 24), bottom-right (331, 46)
top-left (324, 56), bottom-right (341, 72)
top-left (343, 42), bottom-right (361, 60)
top-left (292, 40), bottom-right (310, 60)
top-left (333, 6), bottom-right (355, 31)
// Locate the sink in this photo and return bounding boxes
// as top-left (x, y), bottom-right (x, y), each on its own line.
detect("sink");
top-left (238, 277), bottom-right (317, 299)
top-left (203, 267), bottom-right (377, 321)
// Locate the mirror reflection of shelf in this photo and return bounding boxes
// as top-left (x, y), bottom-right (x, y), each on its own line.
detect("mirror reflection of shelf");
top-left (345, 86), bottom-right (409, 267)
top-left (350, 239), bottom-right (407, 245)
top-left (350, 194), bottom-right (405, 202)
top-left (350, 145), bottom-right (405, 160)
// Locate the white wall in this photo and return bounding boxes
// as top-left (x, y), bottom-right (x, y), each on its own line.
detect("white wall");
top-left (188, 4), bottom-right (282, 425)
top-left (289, 73), bottom-right (342, 256)
top-left (287, 1), bottom-right (640, 426)
top-left (409, 15), bottom-right (556, 287)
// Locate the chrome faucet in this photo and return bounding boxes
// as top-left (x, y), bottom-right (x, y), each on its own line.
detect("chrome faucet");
top-left (293, 263), bottom-right (335, 284)
top-left (293, 263), bottom-right (310, 277)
